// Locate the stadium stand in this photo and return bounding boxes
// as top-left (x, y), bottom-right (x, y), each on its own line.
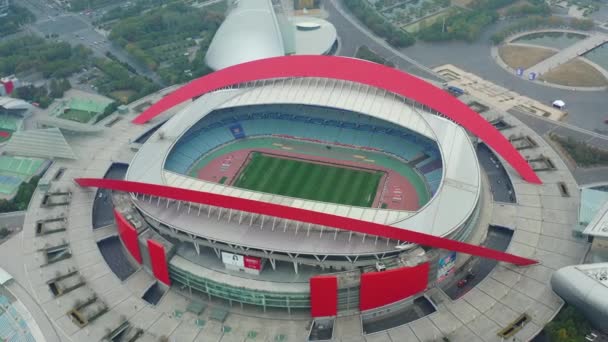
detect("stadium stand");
top-left (165, 105), bottom-right (443, 191)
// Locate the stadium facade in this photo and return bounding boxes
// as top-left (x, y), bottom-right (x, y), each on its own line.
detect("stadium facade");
top-left (77, 56), bottom-right (538, 317)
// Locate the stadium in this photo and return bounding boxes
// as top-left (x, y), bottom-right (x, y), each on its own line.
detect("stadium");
top-left (76, 55), bottom-right (538, 319)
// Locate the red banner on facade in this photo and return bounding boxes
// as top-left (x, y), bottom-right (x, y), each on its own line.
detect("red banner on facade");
top-left (244, 255), bottom-right (261, 270)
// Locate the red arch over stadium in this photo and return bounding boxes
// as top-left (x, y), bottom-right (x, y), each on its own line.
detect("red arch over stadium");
top-left (75, 178), bottom-right (537, 266)
top-left (133, 55), bottom-right (541, 184)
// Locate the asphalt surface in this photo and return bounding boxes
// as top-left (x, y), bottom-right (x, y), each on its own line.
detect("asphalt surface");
top-left (142, 282), bottom-right (165, 305)
top-left (477, 143), bottom-right (516, 203)
top-left (18, 0), bottom-right (164, 86)
top-left (362, 297), bottom-right (436, 334)
top-left (92, 163), bottom-right (128, 229)
top-left (509, 109), bottom-right (608, 186)
top-left (328, 0), bottom-right (608, 132)
top-left (0, 211), bottom-right (25, 229)
top-left (441, 225), bottom-right (513, 300)
top-left (97, 236), bottom-right (136, 281)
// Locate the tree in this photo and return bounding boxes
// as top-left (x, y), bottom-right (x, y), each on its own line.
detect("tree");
top-left (49, 79), bottom-right (63, 98)
top-left (342, 0), bottom-right (415, 48)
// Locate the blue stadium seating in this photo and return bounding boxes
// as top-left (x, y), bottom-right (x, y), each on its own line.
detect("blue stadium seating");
top-left (165, 105), bottom-right (443, 188)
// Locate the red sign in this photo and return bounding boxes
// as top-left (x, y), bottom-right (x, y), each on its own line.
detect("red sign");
top-left (244, 256), bottom-right (261, 270)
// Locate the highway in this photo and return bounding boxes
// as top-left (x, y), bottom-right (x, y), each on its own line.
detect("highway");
top-left (17, 0), bottom-right (164, 86)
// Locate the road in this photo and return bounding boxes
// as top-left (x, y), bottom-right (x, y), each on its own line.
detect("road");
top-left (17, 0), bottom-right (164, 86)
top-left (441, 226), bottom-right (513, 300)
top-left (0, 211), bottom-right (25, 229)
top-left (326, 0), bottom-right (608, 133)
top-left (509, 110), bottom-right (608, 186)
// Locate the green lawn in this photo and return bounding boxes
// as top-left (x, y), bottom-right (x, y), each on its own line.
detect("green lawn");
top-left (58, 109), bottom-right (97, 123)
top-left (233, 153), bottom-right (384, 207)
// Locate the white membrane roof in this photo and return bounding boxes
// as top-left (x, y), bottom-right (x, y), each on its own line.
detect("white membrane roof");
top-left (127, 78), bottom-right (481, 240)
top-left (205, 0), bottom-right (285, 71)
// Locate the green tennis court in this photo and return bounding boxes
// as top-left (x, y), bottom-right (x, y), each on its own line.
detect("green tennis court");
top-left (233, 153), bottom-right (384, 207)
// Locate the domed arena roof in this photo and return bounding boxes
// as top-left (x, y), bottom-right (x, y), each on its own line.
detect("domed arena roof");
top-left (205, 0), bottom-right (285, 71)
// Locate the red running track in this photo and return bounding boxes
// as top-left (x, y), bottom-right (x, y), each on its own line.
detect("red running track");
top-left (132, 55), bottom-right (541, 184)
top-left (76, 178), bottom-right (537, 266)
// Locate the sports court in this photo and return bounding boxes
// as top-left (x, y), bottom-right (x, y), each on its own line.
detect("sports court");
top-left (55, 98), bottom-right (110, 123)
top-left (0, 156), bottom-right (46, 196)
top-left (233, 152), bottom-right (384, 207)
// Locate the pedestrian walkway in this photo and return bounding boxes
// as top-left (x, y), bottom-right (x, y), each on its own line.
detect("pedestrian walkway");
top-left (527, 32), bottom-right (608, 75)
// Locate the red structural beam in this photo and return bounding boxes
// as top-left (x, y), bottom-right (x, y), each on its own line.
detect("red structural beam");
top-left (310, 276), bottom-right (338, 317)
top-left (147, 239), bottom-right (171, 286)
top-left (113, 209), bottom-right (142, 264)
top-left (359, 263), bottom-right (429, 311)
top-left (132, 55), bottom-right (541, 184)
top-left (77, 178), bottom-right (537, 266)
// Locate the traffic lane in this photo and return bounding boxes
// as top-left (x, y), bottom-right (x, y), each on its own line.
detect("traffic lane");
top-left (35, 14), bottom-right (89, 36)
top-left (0, 212), bottom-right (25, 229)
top-left (509, 110), bottom-right (608, 150)
top-left (441, 226), bottom-right (513, 300)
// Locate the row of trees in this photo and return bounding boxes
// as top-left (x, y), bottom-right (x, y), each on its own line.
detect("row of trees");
top-left (416, 0), bottom-right (520, 42)
top-left (343, 0), bottom-right (415, 48)
top-left (544, 305), bottom-right (592, 342)
top-left (109, 2), bottom-right (224, 74)
top-left (418, 9), bottom-right (497, 42)
top-left (0, 176), bottom-right (40, 213)
top-left (0, 5), bottom-right (35, 37)
top-left (0, 36), bottom-right (92, 78)
top-left (490, 16), bottom-right (594, 44)
top-left (13, 79), bottom-right (71, 109)
top-left (417, 0), bottom-right (550, 42)
top-left (355, 46), bottom-right (395, 67)
top-left (551, 134), bottom-right (608, 167)
top-left (93, 58), bottom-right (159, 104)
top-left (94, 102), bottom-right (119, 123)
top-left (503, 1), bottom-right (551, 17)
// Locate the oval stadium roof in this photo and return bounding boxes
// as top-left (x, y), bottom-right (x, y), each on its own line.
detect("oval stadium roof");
top-left (205, 0), bottom-right (285, 71)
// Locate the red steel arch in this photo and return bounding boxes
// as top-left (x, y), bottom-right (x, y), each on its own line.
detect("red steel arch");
top-left (133, 55), bottom-right (541, 184)
top-left (76, 178), bottom-right (537, 266)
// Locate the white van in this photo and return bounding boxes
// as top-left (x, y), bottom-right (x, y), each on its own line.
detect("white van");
top-left (552, 100), bottom-right (566, 110)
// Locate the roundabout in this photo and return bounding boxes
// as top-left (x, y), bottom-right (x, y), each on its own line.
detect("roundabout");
top-left (494, 29), bottom-right (608, 90)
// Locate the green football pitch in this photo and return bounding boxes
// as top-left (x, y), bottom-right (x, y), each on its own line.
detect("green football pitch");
top-left (233, 153), bottom-right (384, 207)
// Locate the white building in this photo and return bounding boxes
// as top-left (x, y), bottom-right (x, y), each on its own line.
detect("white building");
top-left (205, 0), bottom-right (337, 70)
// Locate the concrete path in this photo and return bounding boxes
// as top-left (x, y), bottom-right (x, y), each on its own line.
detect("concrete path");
top-left (0, 211), bottom-right (25, 229)
top-left (527, 32), bottom-right (608, 75)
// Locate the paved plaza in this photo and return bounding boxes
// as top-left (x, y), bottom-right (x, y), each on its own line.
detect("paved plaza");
top-left (0, 77), bottom-right (593, 341)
